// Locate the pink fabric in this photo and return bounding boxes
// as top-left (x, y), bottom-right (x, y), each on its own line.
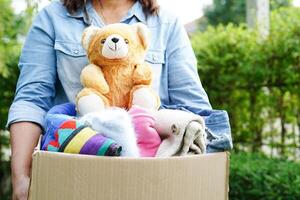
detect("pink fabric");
top-left (128, 106), bottom-right (161, 157)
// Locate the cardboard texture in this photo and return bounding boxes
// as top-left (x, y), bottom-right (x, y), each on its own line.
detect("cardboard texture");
top-left (29, 151), bottom-right (229, 200)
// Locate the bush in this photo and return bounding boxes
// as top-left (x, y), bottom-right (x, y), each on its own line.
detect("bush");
top-left (230, 153), bottom-right (300, 200)
top-left (191, 7), bottom-right (300, 156)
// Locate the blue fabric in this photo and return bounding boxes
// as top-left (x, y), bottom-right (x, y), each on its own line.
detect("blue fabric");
top-left (7, 0), bottom-right (233, 152)
top-left (44, 103), bottom-right (76, 138)
top-left (47, 102), bottom-right (76, 116)
top-left (41, 103), bottom-right (77, 150)
top-left (41, 113), bottom-right (72, 150)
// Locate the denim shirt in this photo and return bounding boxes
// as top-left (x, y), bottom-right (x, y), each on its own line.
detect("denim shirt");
top-left (7, 0), bottom-right (232, 152)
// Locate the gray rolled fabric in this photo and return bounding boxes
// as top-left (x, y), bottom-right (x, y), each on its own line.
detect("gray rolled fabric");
top-left (153, 109), bottom-right (206, 157)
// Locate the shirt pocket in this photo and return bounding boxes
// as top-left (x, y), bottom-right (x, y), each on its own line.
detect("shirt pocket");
top-left (145, 49), bottom-right (165, 93)
top-left (54, 40), bottom-right (86, 57)
top-left (54, 41), bottom-right (88, 100)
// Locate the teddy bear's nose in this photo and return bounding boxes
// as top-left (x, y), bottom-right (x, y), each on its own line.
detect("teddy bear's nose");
top-left (111, 37), bottom-right (119, 43)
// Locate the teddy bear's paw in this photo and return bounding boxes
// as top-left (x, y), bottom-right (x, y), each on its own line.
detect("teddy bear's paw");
top-left (132, 87), bottom-right (160, 110)
top-left (77, 94), bottom-right (105, 116)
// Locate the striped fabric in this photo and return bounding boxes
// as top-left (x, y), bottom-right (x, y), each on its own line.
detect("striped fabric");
top-left (43, 116), bottom-right (122, 156)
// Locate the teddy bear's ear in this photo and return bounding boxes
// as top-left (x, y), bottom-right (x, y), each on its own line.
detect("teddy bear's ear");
top-left (132, 23), bottom-right (150, 50)
top-left (81, 26), bottom-right (99, 51)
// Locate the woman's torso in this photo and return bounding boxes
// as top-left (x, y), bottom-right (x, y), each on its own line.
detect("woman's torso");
top-left (48, 0), bottom-right (173, 105)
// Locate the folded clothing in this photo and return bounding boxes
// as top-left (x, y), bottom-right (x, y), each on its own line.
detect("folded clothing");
top-left (153, 109), bottom-right (206, 157)
top-left (41, 103), bottom-right (122, 156)
top-left (128, 106), bottom-right (161, 157)
top-left (160, 106), bottom-right (233, 153)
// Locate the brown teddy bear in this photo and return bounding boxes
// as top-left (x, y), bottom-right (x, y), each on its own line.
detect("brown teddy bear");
top-left (76, 23), bottom-right (160, 116)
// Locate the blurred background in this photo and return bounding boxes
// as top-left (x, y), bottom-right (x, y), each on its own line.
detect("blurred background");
top-left (1, 0), bottom-right (300, 199)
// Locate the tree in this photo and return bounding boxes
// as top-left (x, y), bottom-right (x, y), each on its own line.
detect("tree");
top-left (203, 0), bottom-right (291, 26)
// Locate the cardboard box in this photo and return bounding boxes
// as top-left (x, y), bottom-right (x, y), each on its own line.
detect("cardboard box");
top-left (29, 151), bottom-right (229, 200)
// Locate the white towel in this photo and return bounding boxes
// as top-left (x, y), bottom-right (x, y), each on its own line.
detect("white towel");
top-left (79, 108), bottom-right (139, 157)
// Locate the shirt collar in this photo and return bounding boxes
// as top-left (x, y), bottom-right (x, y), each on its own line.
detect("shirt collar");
top-left (122, 1), bottom-right (146, 23)
top-left (66, 1), bottom-right (146, 25)
top-left (66, 0), bottom-right (94, 25)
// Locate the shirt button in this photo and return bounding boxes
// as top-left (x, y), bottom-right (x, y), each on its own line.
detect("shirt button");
top-left (74, 49), bottom-right (79, 54)
top-left (152, 54), bottom-right (157, 61)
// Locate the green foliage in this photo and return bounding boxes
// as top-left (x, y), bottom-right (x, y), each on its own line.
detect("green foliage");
top-left (192, 7), bottom-right (300, 156)
top-left (204, 0), bottom-right (246, 26)
top-left (230, 152), bottom-right (300, 200)
top-left (0, 0), bottom-right (37, 129)
top-left (203, 0), bottom-right (291, 26)
top-left (0, 0), bottom-right (37, 198)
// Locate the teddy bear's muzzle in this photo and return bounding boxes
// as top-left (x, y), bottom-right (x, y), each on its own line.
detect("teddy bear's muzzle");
top-left (102, 34), bottom-right (129, 59)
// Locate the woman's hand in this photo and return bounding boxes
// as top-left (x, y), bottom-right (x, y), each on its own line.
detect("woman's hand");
top-left (12, 174), bottom-right (30, 200)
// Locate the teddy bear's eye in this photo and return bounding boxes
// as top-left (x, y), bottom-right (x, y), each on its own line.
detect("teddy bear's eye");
top-left (124, 39), bottom-right (129, 44)
top-left (101, 39), bottom-right (106, 44)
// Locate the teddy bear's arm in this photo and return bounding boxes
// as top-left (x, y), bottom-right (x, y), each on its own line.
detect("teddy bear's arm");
top-left (133, 63), bottom-right (152, 85)
top-left (80, 64), bottom-right (109, 94)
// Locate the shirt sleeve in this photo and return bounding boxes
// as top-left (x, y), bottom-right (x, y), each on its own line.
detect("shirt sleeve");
top-left (6, 8), bottom-right (57, 129)
top-left (163, 17), bottom-right (212, 114)
top-left (162, 18), bottom-right (233, 152)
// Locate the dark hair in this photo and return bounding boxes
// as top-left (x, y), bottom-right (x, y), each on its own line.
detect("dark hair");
top-left (63, 0), bottom-right (159, 16)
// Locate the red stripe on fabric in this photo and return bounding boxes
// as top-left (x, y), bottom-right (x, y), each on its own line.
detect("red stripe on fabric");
top-left (60, 120), bottom-right (77, 129)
